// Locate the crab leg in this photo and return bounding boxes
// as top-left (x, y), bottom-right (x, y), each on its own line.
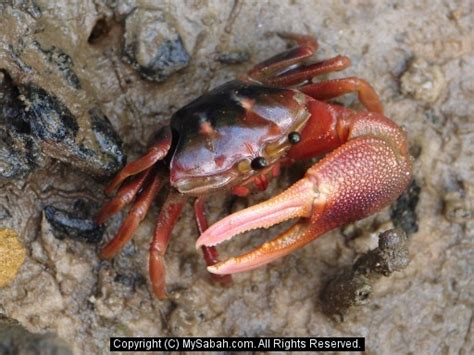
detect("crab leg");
top-left (248, 33), bottom-right (318, 81)
top-left (265, 55), bottom-right (351, 87)
top-left (194, 198), bottom-right (232, 285)
top-left (301, 77), bottom-right (384, 114)
top-left (149, 193), bottom-right (186, 299)
top-left (105, 126), bottom-right (172, 194)
top-left (100, 171), bottom-right (164, 259)
top-left (196, 112), bottom-right (412, 274)
top-left (96, 170), bottom-right (151, 224)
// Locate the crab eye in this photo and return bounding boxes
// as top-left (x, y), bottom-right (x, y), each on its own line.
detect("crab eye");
top-left (251, 157), bottom-right (268, 170)
top-left (288, 132), bottom-right (301, 144)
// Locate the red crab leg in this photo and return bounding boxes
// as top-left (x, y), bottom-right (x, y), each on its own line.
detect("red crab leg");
top-left (100, 171), bottom-right (164, 259)
top-left (105, 126), bottom-right (172, 195)
top-left (196, 112), bottom-right (412, 274)
top-left (194, 198), bottom-right (232, 285)
top-left (149, 193), bottom-right (186, 299)
top-left (265, 55), bottom-right (351, 87)
top-left (96, 170), bottom-right (151, 224)
top-left (247, 33), bottom-right (317, 81)
top-left (301, 77), bottom-right (384, 114)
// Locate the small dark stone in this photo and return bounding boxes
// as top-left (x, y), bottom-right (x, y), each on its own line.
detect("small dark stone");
top-left (123, 8), bottom-right (190, 83)
top-left (378, 228), bottom-right (406, 250)
top-left (215, 50), bottom-right (250, 65)
top-left (44, 205), bottom-right (104, 244)
top-left (23, 85), bottom-right (79, 142)
top-left (390, 180), bottom-right (421, 235)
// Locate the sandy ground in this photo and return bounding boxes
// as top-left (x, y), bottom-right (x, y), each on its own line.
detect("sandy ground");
top-left (0, 0), bottom-right (473, 353)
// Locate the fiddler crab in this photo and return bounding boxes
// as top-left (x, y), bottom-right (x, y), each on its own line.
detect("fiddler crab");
top-left (96, 33), bottom-right (412, 299)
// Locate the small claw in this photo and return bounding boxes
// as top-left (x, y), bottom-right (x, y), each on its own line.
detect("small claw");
top-left (195, 178), bottom-right (317, 249)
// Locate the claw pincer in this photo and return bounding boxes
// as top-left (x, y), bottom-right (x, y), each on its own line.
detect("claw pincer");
top-left (97, 33), bottom-right (412, 298)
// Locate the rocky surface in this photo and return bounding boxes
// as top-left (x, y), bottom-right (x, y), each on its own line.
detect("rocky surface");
top-left (0, 3), bottom-right (125, 178)
top-left (0, 1), bottom-right (472, 354)
top-left (0, 314), bottom-right (72, 355)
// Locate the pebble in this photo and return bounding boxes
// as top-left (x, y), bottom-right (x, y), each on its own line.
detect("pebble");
top-left (401, 58), bottom-right (445, 103)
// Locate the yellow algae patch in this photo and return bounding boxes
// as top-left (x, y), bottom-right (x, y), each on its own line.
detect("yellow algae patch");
top-left (0, 228), bottom-right (26, 287)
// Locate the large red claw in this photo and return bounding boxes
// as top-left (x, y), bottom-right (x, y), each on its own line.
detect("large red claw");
top-left (196, 134), bottom-right (412, 275)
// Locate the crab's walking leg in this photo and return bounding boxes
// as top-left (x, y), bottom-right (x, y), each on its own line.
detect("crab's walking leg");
top-left (194, 198), bottom-right (232, 285)
top-left (96, 170), bottom-right (151, 224)
top-left (265, 55), bottom-right (351, 87)
top-left (247, 33), bottom-right (352, 87)
top-left (105, 126), bottom-right (172, 194)
top-left (301, 77), bottom-right (384, 114)
top-left (149, 193), bottom-right (186, 299)
top-left (196, 111), bottom-right (412, 274)
top-left (247, 33), bottom-right (318, 81)
top-left (100, 171), bottom-right (164, 259)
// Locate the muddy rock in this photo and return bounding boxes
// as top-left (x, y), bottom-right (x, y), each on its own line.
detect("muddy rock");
top-left (0, 71), bottom-right (45, 179)
top-left (43, 204), bottom-right (104, 244)
top-left (23, 85), bottom-right (79, 142)
top-left (16, 84), bottom-right (126, 177)
top-left (123, 8), bottom-right (190, 83)
top-left (0, 5), bottom-right (125, 177)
